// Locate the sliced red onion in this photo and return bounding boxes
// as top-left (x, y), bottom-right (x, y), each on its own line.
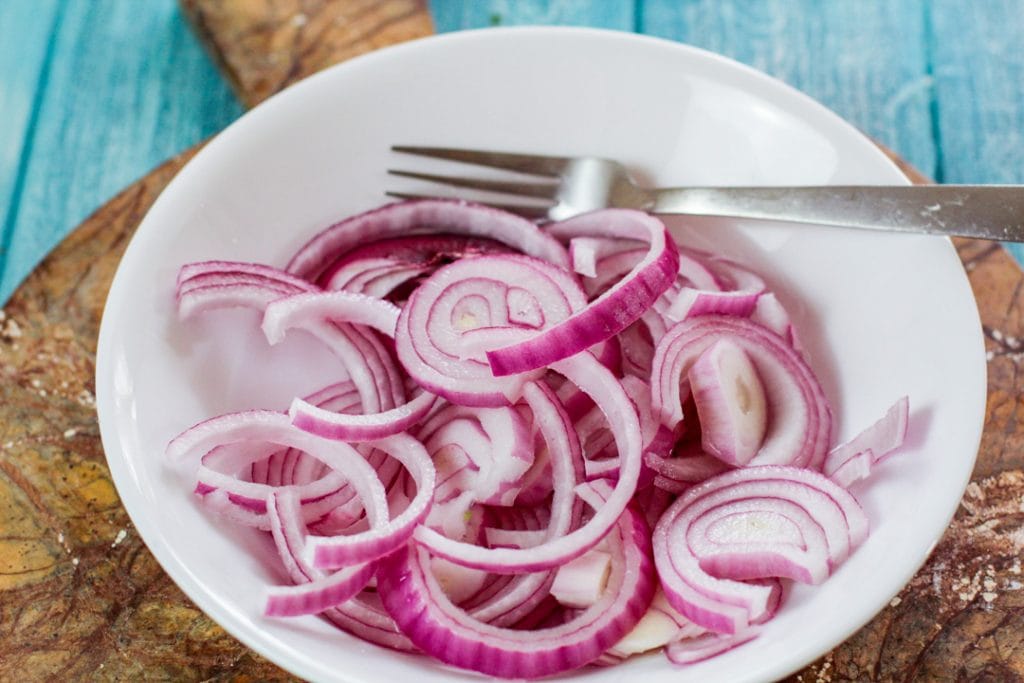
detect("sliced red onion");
top-left (264, 491), bottom-right (377, 617)
top-left (664, 287), bottom-right (763, 322)
top-left (664, 627), bottom-right (761, 665)
top-left (583, 247), bottom-right (648, 298)
top-left (653, 465), bottom-right (867, 634)
top-left (569, 236), bottom-right (646, 279)
top-left (290, 390), bottom-right (437, 443)
top-left (634, 483), bottom-right (677, 532)
top-left (749, 292), bottom-right (795, 342)
top-left (396, 255), bottom-right (586, 406)
top-left (468, 569), bottom-right (557, 627)
top-left (168, 201), bottom-right (919, 672)
top-left (413, 377), bottom-right (583, 571)
top-left (376, 480), bottom-right (655, 679)
top-left (646, 451), bottom-right (732, 487)
top-left (662, 255), bottom-right (766, 322)
top-left (166, 411), bottom-right (388, 529)
top-left (325, 257), bottom-right (414, 292)
top-left (287, 199), bottom-right (570, 281)
top-left (619, 319), bottom-right (657, 379)
top-left (551, 549), bottom-right (613, 608)
top-left (325, 594), bottom-right (418, 653)
top-left (488, 210), bottom-right (680, 376)
top-left (320, 232), bottom-right (514, 289)
top-left (675, 249), bottom-right (721, 292)
top-left (429, 557), bottom-right (490, 605)
top-left (824, 396), bottom-right (909, 485)
top-left (419, 403), bottom-right (534, 507)
top-left (261, 290), bottom-right (401, 342)
top-left (307, 433), bottom-right (436, 569)
top-left (688, 339), bottom-right (769, 466)
top-left (651, 315), bottom-right (831, 468)
top-left (609, 587), bottom-right (706, 658)
top-left (414, 352), bottom-right (640, 573)
top-left (266, 491), bottom-right (416, 652)
top-left (197, 444), bottom-right (355, 530)
top-left (484, 528), bottom-right (549, 549)
top-left (177, 260), bottom-right (316, 292)
top-left (178, 272), bottom-right (397, 414)
top-left (332, 321), bottom-right (403, 413)
top-left (829, 451), bottom-right (876, 488)
top-left (259, 290), bottom-right (441, 441)
top-left (687, 497), bottom-right (831, 584)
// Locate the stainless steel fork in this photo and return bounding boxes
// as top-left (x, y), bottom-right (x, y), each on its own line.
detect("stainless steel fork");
top-left (388, 146), bottom-right (1024, 241)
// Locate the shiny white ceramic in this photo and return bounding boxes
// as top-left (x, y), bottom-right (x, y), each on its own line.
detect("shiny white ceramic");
top-left (97, 27), bottom-right (985, 683)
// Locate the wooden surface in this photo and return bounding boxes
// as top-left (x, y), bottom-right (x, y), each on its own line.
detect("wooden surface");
top-left (2, 1), bottom-right (1024, 303)
top-left (0, 0), bottom-right (243, 301)
top-left (1, 1), bottom-right (1024, 681)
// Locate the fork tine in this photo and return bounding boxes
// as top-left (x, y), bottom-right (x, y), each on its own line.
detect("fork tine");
top-left (385, 191), bottom-right (552, 219)
top-left (392, 146), bottom-right (570, 177)
top-left (388, 169), bottom-right (557, 200)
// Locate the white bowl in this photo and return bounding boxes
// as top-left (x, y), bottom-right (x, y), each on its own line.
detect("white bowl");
top-left (97, 27), bottom-right (986, 682)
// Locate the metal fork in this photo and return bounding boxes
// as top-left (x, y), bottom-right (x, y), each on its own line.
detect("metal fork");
top-left (388, 146), bottom-right (1024, 241)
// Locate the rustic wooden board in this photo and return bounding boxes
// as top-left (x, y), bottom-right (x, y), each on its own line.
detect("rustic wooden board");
top-left (1, 2), bottom-right (1022, 680)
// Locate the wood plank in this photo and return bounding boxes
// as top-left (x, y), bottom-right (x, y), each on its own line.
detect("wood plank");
top-left (639, 0), bottom-right (938, 179)
top-left (0, 0), bottom-right (242, 301)
top-left (431, 0), bottom-right (633, 31)
top-left (0, 1), bottom-right (61, 264)
top-left (929, 0), bottom-right (1024, 262)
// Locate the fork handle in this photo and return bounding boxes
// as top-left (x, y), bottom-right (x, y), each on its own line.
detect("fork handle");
top-left (648, 185), bottom-right (1024, 241)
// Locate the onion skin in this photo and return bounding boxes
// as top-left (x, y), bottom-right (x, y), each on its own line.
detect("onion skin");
top-left (824, 396), bottom-right (909, 486)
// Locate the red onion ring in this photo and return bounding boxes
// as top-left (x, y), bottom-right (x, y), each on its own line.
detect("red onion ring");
top-left (487, 209), bottom-right (680, 376)
top-left (651, 315), bottom-right (832, 468)
top-left (287, 199), bottom-right (570, 281)
top-left (376, 481), bottom-right (655, 679)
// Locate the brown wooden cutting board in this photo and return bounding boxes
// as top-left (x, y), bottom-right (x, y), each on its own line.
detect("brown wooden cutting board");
top-left (1, 1), bottom-right (1021, 680)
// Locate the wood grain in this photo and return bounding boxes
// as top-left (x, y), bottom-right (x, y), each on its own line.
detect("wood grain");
top-left (179, 0), bottom-right (434, 107)
top-left (0, 0), bottom-right (60, 251)
top-left (0, 0), bottom-right (242, 301)
top-left (1, 1), bottom-right (1023, 680)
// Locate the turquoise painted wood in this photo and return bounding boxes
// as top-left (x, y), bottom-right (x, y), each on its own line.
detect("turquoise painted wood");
top-left (638, 0), bottom-right (938, 178)
top-left (1, 0), bottom-right (1023, 304)
top-left (928, 0), bottom-right (1024, 263)
top-left (431, 0), bottom-right (633, 30)
top-left (0, 1), bottom-right (61, 274)
top-left (0, 0), bottom-right (242, 299)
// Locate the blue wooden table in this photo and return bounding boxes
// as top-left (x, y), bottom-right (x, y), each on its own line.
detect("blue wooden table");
top-left (1, 0), bottom-right (1022, 304)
